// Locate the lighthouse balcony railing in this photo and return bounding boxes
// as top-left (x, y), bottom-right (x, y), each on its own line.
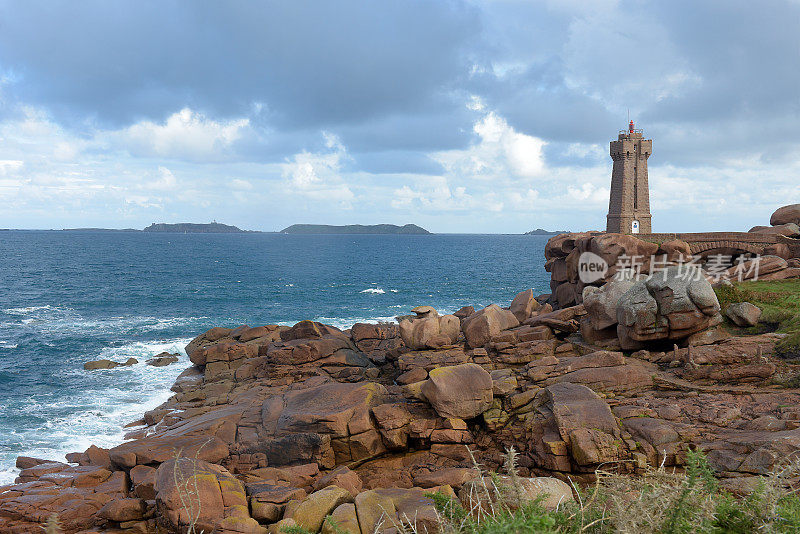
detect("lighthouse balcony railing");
top-left (619, 129), bottom-right (644, 135)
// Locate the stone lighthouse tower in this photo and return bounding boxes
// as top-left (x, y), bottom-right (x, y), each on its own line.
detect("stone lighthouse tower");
top-left (606, 121), bottom-right (652, 234)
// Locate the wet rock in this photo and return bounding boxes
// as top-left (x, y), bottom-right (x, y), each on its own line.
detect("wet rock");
top-left (83, 357), bottom-right (137, 370)
top-left (146, 352), bottom-right (180, 367)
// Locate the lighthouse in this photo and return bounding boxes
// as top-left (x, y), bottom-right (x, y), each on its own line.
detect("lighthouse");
top-left (606, 121), bottom-right (652, 234)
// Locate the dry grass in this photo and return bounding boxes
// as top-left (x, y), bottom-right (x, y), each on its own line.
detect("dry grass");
top-left (424, 448), bottom-right (800, 534)
top-left (171, 438), bottom-right (214, 534)
top-left (41, 514), bottom-right (62, 534)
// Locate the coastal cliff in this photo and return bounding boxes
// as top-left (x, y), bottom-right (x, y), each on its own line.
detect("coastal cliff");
top-left (2, 204), bottom-right (800, 533)
top-left (3, 280), bottom-right (800, 532)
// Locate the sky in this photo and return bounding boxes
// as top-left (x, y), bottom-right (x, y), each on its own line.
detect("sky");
top-left (0, 0), bottom-right (798, 233)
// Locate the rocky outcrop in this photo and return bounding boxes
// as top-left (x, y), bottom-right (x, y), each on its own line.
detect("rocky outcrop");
top-left (770, 203), bottom-right (800, 226)
top-left (616, 265), bottom-right (722, 350)
top-left (725, 302), bottom-right (762, 327)
top-left (749, 223), bottom-right (800, 237)
top-left (580, 266), bottom-right (722, 350)
top-left (509, 289), bottom-right (541, 322)
top-left (5, 283), bottom-right (800, 533)
top-left (398, 306), bottom-right (460, 349)
top-left (544, 232), bottom-right (690, 308)
top-left (146, 352), bottom-right (180, 367)
top-left (421, 363), bottom-right (493, 419)
top-left (545, 229), bottom-right (800, 309)
top-left (84, 358), bottom-right (138, 370)
top-left (461, 304), bottom-right (520, 348)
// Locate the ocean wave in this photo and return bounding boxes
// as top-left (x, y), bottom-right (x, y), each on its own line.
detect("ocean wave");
top-left (3, 305), bottom-right (62, 315)
top-left (0, 337), bottom-right (192, 486)
top-left (310, 315), bottom-right (399, 329)
top-left (360, 288), bottom-right (385, 294)
top-left (3, 304), bottom-right (206, 337)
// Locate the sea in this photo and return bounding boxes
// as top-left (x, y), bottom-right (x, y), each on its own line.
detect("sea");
top-left (0, 231), bottom-right (550, 484)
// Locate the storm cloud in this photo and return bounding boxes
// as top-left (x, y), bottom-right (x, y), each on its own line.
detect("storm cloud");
top-left (0, 0), bottom-right (798, 232)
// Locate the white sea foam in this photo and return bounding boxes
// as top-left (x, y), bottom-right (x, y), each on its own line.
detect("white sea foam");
top-left (0, 337), bottom-right (192, 485)
top-left (360, 288), bottom-right (385, 294)
top-left (310, 315), bottom-right (400, 329)
top-left (3, 305), bottom-right (59, 314)
top-left (3, 304), bottom-right (205, 337)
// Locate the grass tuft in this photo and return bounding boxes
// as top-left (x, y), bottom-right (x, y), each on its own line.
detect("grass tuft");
top-left (714, 279), bottom-right (800, 358)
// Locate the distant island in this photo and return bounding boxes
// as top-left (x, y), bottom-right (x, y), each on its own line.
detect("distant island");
top-left (524, 228), bottom-right (569, 235)
top-left (280, 224), bottom-right (431, 235)
top-left (61, 227), bottom-right (139, 232)
top-left (54, 222), bottom-right (433, 234)
top-left (59, 222), bottom-right (253, 233)
top-left (143, 222), bottom-right (249, 233)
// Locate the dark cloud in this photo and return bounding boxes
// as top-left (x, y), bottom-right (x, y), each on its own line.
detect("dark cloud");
top-left (1, 0), bottom-right (800, 232)
top-left (0, 0), bottom-right (481, 130)
top-left (351, 151), bottom-right (444, 176)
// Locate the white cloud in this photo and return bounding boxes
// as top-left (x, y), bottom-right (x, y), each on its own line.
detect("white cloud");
top-left (390, 175), bottom-right (503, 213)
top-left (566, 182), bottom-right (609, 203)
top-left (230, 178), bottom-right (253, 190)
top-left (434, 109), bottom-right (546, 180)
top-left (141, 166), bottom-right (178, 191)
top-left (281, 132), bottom-right (354, 207)
top-left (114, 108), bottom-right (250, 161)
top-left (0, 160), bottom-right (23, 175)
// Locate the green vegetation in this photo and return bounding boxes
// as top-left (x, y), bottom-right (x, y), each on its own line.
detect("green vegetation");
top-left (423, 451), bottom-right (800, 534)
top-left (283, 450), bottom-right (800, 534)
top-left (714, 279), bottom-right (800, 358)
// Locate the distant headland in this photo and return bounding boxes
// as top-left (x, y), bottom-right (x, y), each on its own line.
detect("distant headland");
top-left (280, 223), bottom-right (431, 235)
top-left (57, 222), bottom-right (433, 234)
top-left (143, 222), bottom-right (250, 233)
top-left (60, 222), bottom-right (252, 233)
top-left (524, 228), bottom-right (570, 235)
